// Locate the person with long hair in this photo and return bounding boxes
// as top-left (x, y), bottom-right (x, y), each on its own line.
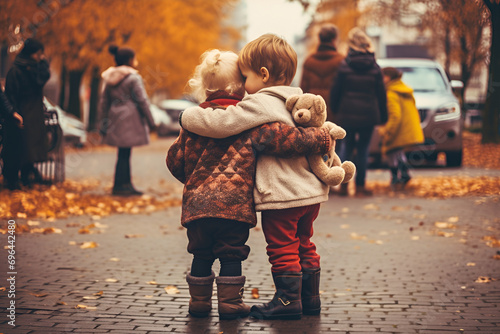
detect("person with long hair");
top-left (99, 45), bottom-right (155, 196)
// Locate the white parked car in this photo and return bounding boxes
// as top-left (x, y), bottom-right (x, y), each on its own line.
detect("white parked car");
top-left (155, 99), bottom-right (197, 136)
top-left (370, 58), bottom-right (464, 167)
top-left (43, 97), bottom-right (87, 146)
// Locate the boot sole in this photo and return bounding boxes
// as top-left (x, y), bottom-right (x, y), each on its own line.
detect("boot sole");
top-left (188, 310), bottom-right (210, 318)
top-left (303, 308), bottom-right (321, 315)
top-left (250, 312), bottom-right (302, 320)
top-left (219, 312), bottom-right (250, 320)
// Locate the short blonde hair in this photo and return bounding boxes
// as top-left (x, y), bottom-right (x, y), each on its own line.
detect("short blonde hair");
top-left (347, 27), bottom-right (374, 53)
top-left (188, 49), bottom-right (245, 102)
top-left (238, 34), bottom-right (297, 86)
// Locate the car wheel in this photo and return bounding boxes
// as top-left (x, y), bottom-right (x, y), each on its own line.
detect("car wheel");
top-left (445, 150), bottom-right (463, 167)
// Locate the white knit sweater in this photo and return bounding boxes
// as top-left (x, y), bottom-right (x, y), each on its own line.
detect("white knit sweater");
top-left (180, 86), bottom-right (329, 211)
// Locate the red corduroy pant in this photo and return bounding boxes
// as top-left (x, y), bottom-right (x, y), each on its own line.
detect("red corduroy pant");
top-left (261, 204), bottom-right (321, 273)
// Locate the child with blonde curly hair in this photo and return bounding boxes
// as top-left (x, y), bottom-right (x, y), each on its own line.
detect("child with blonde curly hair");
top-left (167, 49), bottom-right (334, 320)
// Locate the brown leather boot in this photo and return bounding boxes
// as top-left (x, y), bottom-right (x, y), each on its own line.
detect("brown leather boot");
top-left (216, 276), bottom-right (251, 320)
top-left (186, 271), bottom-right (215, 317)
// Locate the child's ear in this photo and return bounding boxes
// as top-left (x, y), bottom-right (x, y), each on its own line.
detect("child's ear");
top-left (260, 67), bottom-right (270, 83)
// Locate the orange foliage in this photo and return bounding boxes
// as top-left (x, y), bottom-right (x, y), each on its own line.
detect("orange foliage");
top-left (1, 0), bottom-right (241, 98)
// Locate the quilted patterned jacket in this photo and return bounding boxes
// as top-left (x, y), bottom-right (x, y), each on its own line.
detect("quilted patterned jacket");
top-left (166, 91), bottom-right (331, 227)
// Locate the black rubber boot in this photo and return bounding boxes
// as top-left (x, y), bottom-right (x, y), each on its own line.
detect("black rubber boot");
top-left (399, 161), bottom-right (412, 186)
top-left (301, 268), bottom-right (321, 315)
top-left (389, 167), bottom-right (400, 191)
top-left (250, 272), bottom-right (302, 320)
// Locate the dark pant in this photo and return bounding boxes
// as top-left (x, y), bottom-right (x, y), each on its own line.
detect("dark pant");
top-left (113, 147), bottom-right (131, 189)
top-left (339, 127), bottom-right (374, 187)
top-left (187, 218), bottom-right (251, 277)
top-left (261, 204), bottom-right (321, 273)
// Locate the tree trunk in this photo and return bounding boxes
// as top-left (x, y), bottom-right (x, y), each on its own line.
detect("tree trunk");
top-left (482, 1), bottom-right (500, 143)
top-left (58, 63), bottom-right (67, 109)
top-left (87, 66), bottom-right (100, 131)
top-left (67, 69), bottom-right (84, 119)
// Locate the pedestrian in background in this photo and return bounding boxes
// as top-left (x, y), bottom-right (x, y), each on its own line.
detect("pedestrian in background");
top-left (3, 38), bottom-right (50, 190)
top-left (330, 27), bottom-right (388, 197)
top-left (300, 23), bottom-right (344, 123)
top-left (99, 45), bottom-right (155, 196)
top-left (167, 49), bottom-right (332, 320)
top-left (379, 67), bottom-right (424, 190)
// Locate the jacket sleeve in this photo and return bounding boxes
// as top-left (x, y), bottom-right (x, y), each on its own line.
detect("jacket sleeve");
top-left (329, 69), bottom-right (343, 115)
top-left (375, 69), bottom-right (388, 124)
top-left (166, 129), bottom-right (187, 184)
top-left (180, 95), bottom-right (291, 139)
top-left (4, 68), bottom-right (21, 112)
top-left (250, 122), bottom-right (331, 157)
top-left (300, 65), bottom-right (311, 93)
top-left (98, 85), bottom-right (111, 135)
top-left (0, 89), bottom-right (15, 119)
top-left (383, 90), bottom-right (402, 142)
top-left (131, 74), bottom-right (155, 128)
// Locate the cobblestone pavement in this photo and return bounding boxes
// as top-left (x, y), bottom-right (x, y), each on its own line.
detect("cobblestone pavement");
top-left (1, 138), bottom-right (499, 334)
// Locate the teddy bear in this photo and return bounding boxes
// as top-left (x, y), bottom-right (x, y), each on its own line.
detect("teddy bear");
top-left (286, 93), bottom-right (356, 187)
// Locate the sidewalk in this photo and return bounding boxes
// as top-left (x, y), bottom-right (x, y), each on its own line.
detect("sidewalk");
top-left (1, 138), bottom-right (499, 333)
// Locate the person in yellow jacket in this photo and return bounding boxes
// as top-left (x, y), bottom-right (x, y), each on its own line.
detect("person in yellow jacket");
top-left (379, 67), bottom-right (424, 189)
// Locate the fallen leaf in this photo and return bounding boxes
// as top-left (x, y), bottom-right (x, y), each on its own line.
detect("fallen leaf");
top-left (56, 301), bottom-right (67, 305)
top-left (0, 287), bottom-right (5, 291)
top-left (466, 262), bottom-right (476, 266)
top-left (125, 234), bottom-right (144, 238)
top-left (80, 241), bottom-right (98, 249)
top-left (83, 296), bottom-right (99, 300)
top-left (109, 258), bottom-right (120, 262)
top-left (144, 295), bottom-right (153, 298)
top-left (251, 288), bottom-right (260, 299)
top-left (165, 286), bottom-right (179, 295)
top-left (93, 291), bottom-right (103, 296)
top-left (340, 224), bottom-right (350, 229)
top-left (363, 203), bottom-right (379, 210)
top-left (482, 236), bottom-right (500, 248)
top-left (29, 293), bottom-right (48, 297)
top-left (68, 241), bottom-right (77, 246)
top-left (437, 231), bottom-right (454, 238)
top-left (435, 222), bottom-right (457, 229)
top-left (147, 281), bottom-right (158, 285)
top-left (75, 304), bottom-right (97, 310)
top-left (411, 236), bottom-right (420, 241)
top-left (493, 255), bottom-right (500, 260)
top-left (475, 276), bottom-right (496, 283)
top-left (27, 220), bottom-right (40, 226)
top-left (105, 278), bottom-right (118, 283)
top-left (448, 216), bottom-right (459, 223)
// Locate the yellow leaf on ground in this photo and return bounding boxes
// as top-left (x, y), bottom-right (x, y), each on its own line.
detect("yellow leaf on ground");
top-left (80, 241), bottom-right (98, 249)
top-left (475, 276), bottom-right (496, 283)
top-left (165, 286), bottom-right (179, 295)
top-left (105, 278), bottom-right (118, 283)
top-left (251, 288), bottom-right (260, 299)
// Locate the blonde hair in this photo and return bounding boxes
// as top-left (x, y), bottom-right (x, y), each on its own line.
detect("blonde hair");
top-left (238, 34), bottom-right (297, 86)
top-left (188, 49), bottom-right (245, 102)
top-left (347, 27), bottom-right (374, 53)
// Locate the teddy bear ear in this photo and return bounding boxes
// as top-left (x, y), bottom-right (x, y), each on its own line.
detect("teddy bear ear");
top-left (313, 95), bottom-right (326, 112)
top-left (286, 95), bottom-right (300, 111)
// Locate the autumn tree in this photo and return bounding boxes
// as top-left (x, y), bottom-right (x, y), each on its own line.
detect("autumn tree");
top-left (482, 0), bottom-right (500, 143)
top-left (291, 0), bottom-right (363, 54)
top-left (1, 0), bottom-right (240, 128)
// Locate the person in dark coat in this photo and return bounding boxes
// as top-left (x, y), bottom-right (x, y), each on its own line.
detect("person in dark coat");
top-left (0, 89), bottom-right (23, 126)
top-left (99, 45), bottom-right (155, 196)
top-left (330, 27), bottom-right (388, 197)
top-left (3, 38), bottom-right (50, 190)
top-left (300, 24), bottom-right (344, 122)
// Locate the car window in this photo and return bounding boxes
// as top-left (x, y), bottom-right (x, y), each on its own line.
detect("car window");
top-left (398, 67), bottom-right (448, 93)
